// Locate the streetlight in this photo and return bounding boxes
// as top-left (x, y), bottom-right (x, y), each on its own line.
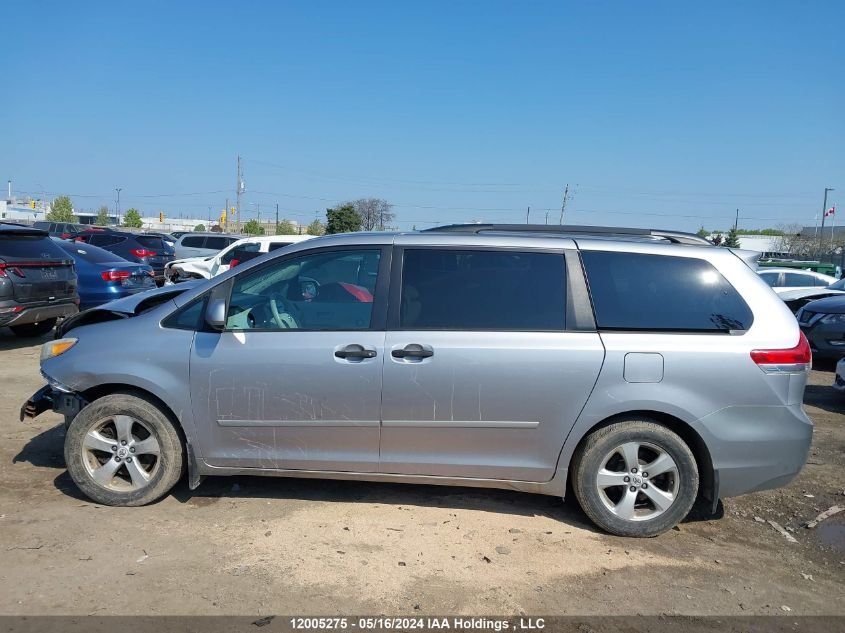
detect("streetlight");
top-left (115, 187), bottom-right (122, 223)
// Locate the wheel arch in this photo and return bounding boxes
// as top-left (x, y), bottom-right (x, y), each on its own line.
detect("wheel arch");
top-left (78, 383), bottom-right (204, 489)
top-left (568, 409), bottom-right (716, 505)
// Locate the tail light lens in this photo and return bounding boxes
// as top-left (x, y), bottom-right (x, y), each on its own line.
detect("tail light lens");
top-left (229, 259), bottom-right (239, 268)
top-left (101, 270), bottom-right (132, 281)
top-left (0, 262), bottom-right (25, 278)
top-left (750, 332), bottom-right (812, 372)
top-left (130, 248), bottom-right (157, 258)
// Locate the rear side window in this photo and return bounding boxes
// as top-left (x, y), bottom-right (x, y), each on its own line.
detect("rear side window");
top-left (205, 236), bottom-right (229, 250)
top-left (400, 248), bottom-right (566, 330)
top-left (581, 251), bottom-right (753, 332)
top-left (89, 234), bottom-right (125, 247)
top-left (181, 236), bottom-right (205, 247)
top-left (758, 272), bottom-right (779, 287)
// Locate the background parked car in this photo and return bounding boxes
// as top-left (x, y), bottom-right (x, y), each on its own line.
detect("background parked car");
top-left (169, 231), bottom-right (190, 240)
top-left (173, 232), bottom-right (243, 258)
top-left (53, 239), bottom-right (156, 310)
top-left (0, 222), bottom-right (78, 337)
top-left (758, 267), bottom-right (837, 295)
top-left (796, 295), bottom-right (845, 359)
top-left (76, 229), bottom-right (175, 285)
top-left (165, 234), bottom-right (313, 283)
top-left (32, 221), bottom-right (88, 240)
top-left (777, 276), bottom-right (845, 313)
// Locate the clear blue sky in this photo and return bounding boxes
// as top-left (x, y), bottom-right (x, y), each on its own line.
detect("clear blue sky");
top-left (4, 0), bottom-right (843, 231)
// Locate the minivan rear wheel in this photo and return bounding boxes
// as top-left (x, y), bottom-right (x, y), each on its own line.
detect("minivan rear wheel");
top-left (572, 420), bottom-right (698, 537)
top-left (64, 393), bottom-right (184, 506)
top-left (9, 318), bottom-right (57, 337)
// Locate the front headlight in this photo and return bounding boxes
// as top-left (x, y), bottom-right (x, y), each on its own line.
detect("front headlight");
top-left (41, 338), bottom-right (78, 362)
top-left (820, 314), bottom-right (845, 324)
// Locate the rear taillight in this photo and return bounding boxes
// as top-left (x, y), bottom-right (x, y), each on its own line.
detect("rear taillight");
top-left (130, 248), bottom-right (157, 258)
top-left (229, 259), bottom-right (239, 267)
top-left (0, 262), bottom-right (25, 278)
top-left (751, 332), bottom-right (812, 372)
top-left (101, 270), bottom-right (132, 281)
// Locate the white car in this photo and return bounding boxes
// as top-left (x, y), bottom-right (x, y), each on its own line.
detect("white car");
top-left (834, 358), bottom-right (845, 393)
top-left (757, 267), bottom-right (838, 295)
top-left (165, 234), bottom-right (313, 283)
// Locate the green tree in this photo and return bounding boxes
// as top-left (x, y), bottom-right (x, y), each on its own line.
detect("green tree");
top-left (95, 205), bottom-right (111, 226)
top-left (306, 219), bottom-right (326, 236)
top-left (47, 195), bottom-right (75, 222)
top-left (325, 204), bottom-right (362, 234)
top-left (243, 218), bottom-right (265, 235)
top-left (193, 223), bottom-right (206, 231)
top-left (723, 226), bottom-right (741, 248)
top-left (123, 208), bottom-right (143, 228)
top-left (696, 226), bottom-right (709, 238)
top-left (276, 219), bottom-right (297, 235)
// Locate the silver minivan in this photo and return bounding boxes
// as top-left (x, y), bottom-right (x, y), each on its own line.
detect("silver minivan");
top-left (22, 225), bottom-right (813, 537)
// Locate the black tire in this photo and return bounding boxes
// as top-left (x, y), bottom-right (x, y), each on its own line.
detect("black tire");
top-left (9, 318), bottom-right (57, 337)
top-left (571, 420), bottom-right (699, 537)
top-left (64, 393), bottom-right (184, 506)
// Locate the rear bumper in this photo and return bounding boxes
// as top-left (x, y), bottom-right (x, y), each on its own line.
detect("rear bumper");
top-left (0, 301), bottom-right (78, 327)
top-left (698, 404), bottom-right (813, 498)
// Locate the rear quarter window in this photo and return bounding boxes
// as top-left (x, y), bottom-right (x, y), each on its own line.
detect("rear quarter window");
top-left (581, 251), bottom-right (753, 332)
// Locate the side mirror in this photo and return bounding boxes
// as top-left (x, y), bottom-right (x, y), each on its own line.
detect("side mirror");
top-left (205, 297), bottom-right (227, 330)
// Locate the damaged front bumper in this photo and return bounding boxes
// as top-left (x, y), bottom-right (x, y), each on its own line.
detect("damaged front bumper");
top-left (20, 383), bottom-right (88, 423)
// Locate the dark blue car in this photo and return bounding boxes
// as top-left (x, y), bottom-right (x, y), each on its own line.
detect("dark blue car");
top-left (53, 239), bottom-right (156, 310)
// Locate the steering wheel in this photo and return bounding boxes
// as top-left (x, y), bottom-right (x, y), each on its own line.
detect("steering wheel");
top-left (269, 294), bottom-right (300, 329)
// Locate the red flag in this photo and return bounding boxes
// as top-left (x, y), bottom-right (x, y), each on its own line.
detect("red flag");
top-left (825, 206), bottom-right (836, 217)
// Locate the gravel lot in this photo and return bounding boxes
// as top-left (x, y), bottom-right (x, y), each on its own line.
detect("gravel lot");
top-left (1, 329), bottom-right (843, 616)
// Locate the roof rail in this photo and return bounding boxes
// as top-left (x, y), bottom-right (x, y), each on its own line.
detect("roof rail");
top-left (422, 223), bottom-right (711, 245)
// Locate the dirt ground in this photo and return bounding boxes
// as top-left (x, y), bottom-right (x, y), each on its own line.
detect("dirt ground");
top-left (0, 329), bottom-right (843, 617)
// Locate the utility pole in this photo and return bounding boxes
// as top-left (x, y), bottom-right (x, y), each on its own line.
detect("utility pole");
top-left (526, 206), bottom-right (530, 224)
top-left (236, 155), bottom-right (244, 233)
top-left (820, 187), bottom-right (835, 253)
top-left (559, 184), bottom-right (576, 224)
top-left (224, 197), bottom-right (229, 233)
top-left (275, 203), bottom-right (279, 232)
top-left (114, 187), bottom-right (122, 222)
top-left (545, 210), bottom-right (549, 225)
top-left (558, 184), bottom-right (569, 224)
top-left (734, 209), bottom-right (739, 231)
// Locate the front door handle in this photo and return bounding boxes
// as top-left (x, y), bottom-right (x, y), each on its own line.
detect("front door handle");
top-left (335, 345), bottom-right (377, 360)
top-left (391, 346), bottom-right (434, 359)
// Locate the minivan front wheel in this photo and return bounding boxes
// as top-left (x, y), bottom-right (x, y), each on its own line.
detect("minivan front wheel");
top-left (572, 420), bottom-right (699, 537)
top-left (64, 393), bottom-right (184, 506)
